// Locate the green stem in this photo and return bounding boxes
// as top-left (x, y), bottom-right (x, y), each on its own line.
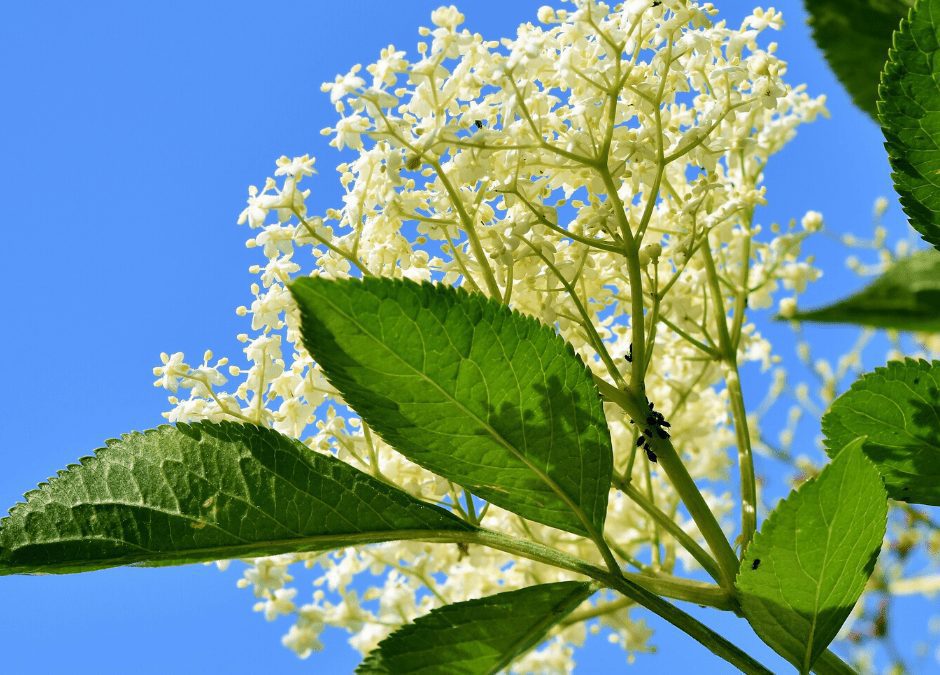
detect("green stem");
top-left (462, 529), bottom-right (767, 673)
top-left (509, 188), bottom-right (624, 253)
top-left (462, 530), bottom-right (729, 609)
top-left (430, 161), bottom-right (501, 298)
top-left (593, 377), bottom-right (740, 588)
top-left (727, 371), bottom-right (757, 547)
top-left (644, 458), bottom-right (662, 569)
top-left (293, 210), bottom-right (371, 276)
top-left (561, 596), bottom-right (633, 626)
top-left (598, 168), bottom-right (646, 394)
top-left (463, 489), bottom-right (479, 525)
top-left (700, 237), bottom-right (758, 547)
top-left (613, 474), bottom-right (723, 584)
top-left (648, 436), bottom-right (741, 589)
top-left (729, 211), bottom-right (753, 347)
top-left (658, 314), bottom-right (720, 358)
top-left (478, 530), bottom-right (771, 675)
top-left (602, 573), bottom-right (771, 675)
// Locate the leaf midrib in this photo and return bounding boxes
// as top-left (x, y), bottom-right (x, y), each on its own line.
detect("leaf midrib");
top-left (801, 451), bottom-right (846, 673)
top-left (309, 285), bottom-right (599, 538)
top-left (489, 584), bottom-right (591, 674)
top-left (0, 528), bottom-right (479, 575)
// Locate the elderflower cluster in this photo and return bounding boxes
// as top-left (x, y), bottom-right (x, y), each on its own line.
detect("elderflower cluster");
top-left (154, 2), bottom-right (834, 669)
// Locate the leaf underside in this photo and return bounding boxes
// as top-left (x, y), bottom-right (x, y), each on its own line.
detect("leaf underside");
top-left (356, 581), bottom-right (594, 675)
top-left (789, 249), bottom-right (940, 332)
top-left (880, 0), bottom-right (940, 250)
top-left (822, 359), bottom-right (940, 505)
top-left (0, 422), bottom-right (472, 575)
top-left (290, 276), bottom-right (613, 538)
top-left (736, 442), bottom-right (888, 673)
top-left (806, 0), bottom-right (909, 120)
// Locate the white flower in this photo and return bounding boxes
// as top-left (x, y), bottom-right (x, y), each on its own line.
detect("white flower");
top-left (331, 114), bottom-right (371, 150)
top-left (778, 296), bottom-right (797, 319)
top-left (152, 352), bottom-right (189, 392)
top-left (282, 622), bottom-right (324, 659)
top-left (873, 196), bottom-right (889, 217)
top-left (254, 588), bottom-right (298, 621)
top-left (250, 284), bottom-right (293, 331)
top-left (781, 260), bottom-right (821, 293)
top-left (237, 556), bottom-right (294, 597)
top-left (367, 45), bottom-right (407, 89)
top-left (237, 185), bottom-right (281, 228)
top-left (430, 5), bottom-right (464, 30)
top-left (746, 8), bottom-right (784, 31)
top-left (800, 210), bottom-right (823, 232)
top-left (274, 154), bottom-right (316, 179)
top-left (321, 65), bottom-right (365, 104)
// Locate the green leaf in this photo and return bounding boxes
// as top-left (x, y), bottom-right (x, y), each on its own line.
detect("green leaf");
top-left (289, 277), bottom-right (612, 538)
top-left (0, 422), bottom-right (472, 575)
top-left (822, 359), bottom-right (940, 505)
top-left (880, 0), bottom-right (940, 250)
top-left (789, 249), bottom-right (940, 331)
top-left (806, 0), bottom-right (910, 120)
top-left (356, 581), bottom-right (594, 675)
top-left (736, 442), bottom-right (888, 674)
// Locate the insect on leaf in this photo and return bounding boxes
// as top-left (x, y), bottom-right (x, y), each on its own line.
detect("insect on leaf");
top-left (737, 440), bottom-right (888, 673)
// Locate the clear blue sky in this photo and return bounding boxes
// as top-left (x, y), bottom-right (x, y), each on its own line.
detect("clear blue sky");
top-left (1, 2), bottom-right (934, 673)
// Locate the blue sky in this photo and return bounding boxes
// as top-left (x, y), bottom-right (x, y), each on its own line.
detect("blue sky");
top-left (0, 1), bottom-right (934, 673)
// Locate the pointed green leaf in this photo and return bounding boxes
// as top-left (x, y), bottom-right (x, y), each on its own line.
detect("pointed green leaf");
top-left (880, 0), bottom-right (940, 250)
top-left (289, 277), bottom-right (612, 537)
top-left (822, 359), bottom-right (940, 505)
top-left (806, 0), bottom-right (909, 120)
top-left (0, 422), bottom-right (472, 575)
top-left (789, 249), bottom-right (940, 331)
top-left (356, 581), bottom-right (594, 675)
top-left (736, 442), bottom-right (887, 674)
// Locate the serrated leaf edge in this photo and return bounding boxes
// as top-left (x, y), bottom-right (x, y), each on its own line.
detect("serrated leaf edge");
top-left (736, 444), bottom-right (888, 672)
top-left (0, 420), bottom-right (475, 574)
top-left (289, 275), bottom-right (613, 538)
top-left (356, 581), bottom-right (594, 675)
top-left (821, 357), bottom-right (938, 455)
top-left (878, 0), bottom-right (940, 250)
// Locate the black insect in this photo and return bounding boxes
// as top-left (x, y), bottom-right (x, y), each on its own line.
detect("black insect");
top-left (652, 1), bottom-right (662, 6)
top-left (625, 343), bottom-right (633, 363)
top-left (457, 542), bottom-right (470, 560)
top-left (751, 558), bottom-right (761, 570)
top-left (474, 120), bottom-right (484, 129)
top-left (636, 400), bottom-right (672, 461)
